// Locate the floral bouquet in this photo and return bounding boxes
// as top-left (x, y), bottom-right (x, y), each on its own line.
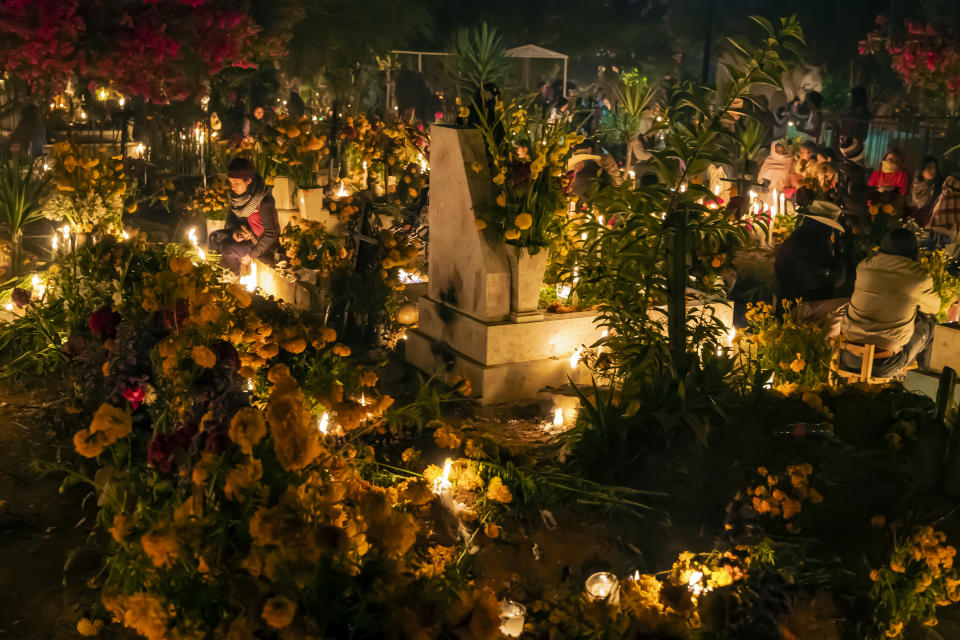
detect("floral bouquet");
top-left (471, 98), bottom-right (582, 252)
top-left (183, 181), bottom-right (230, 221)
top-left (43, 141), bottom-right (134, 233)
top-left (918, 249), bottom-right (960, 322)
top-left (272, 113), bottom-right (330, 189)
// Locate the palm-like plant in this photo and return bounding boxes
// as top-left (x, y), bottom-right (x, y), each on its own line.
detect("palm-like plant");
top-left (0, 154), bottom-right (49, 276)
top-left (443, 23), bottom-right (511, 104)
top-left (599, 76), bottom-right (658, 146)
top-left (733, 117), bottom-right (766, 176)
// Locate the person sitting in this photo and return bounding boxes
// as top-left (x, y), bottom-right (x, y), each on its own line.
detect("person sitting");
top-left (208, 157), bottom-right (279, 275)
top-left (929, 175), bottom-right (960, 245)
top-left (840, 228), bottom-right (940, 377)
top-left (774, 212), bottom-right (846, 305)
top-left (907, 156), bottom-right (941, 227)
top-left (868, 149), bottom-right (910, 198)
top-left (758, 140), bottom-right (793, 197)
top-left (787, 141), bottom-right (819, 193)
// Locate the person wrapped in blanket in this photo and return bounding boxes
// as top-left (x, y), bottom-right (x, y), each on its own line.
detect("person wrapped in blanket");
top-left (208, 157), bottom-right (279, 274)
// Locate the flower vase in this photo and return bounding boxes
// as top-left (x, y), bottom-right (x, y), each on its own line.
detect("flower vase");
top-left (272, 176), bottom-right (296, 210)
top-left (205, 218), bottom-right (226, 239)
top-left (298, 187), bottom-right (325, 222)
top-left (505, 246), bottom-right (548, 323)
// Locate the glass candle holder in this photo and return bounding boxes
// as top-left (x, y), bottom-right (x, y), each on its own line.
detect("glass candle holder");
top-left (499, 600), bottom-right (526, 637)
top-left (584, 571), bottom-right (620, 603)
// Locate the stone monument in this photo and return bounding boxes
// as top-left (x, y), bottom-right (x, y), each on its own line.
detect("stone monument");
top-left (405, 126), bottom-right (603, 404)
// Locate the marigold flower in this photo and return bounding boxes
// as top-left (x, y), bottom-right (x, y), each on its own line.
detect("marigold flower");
top-left (871, 515), bottom-right (887, 528)
top-left (515, 212), bottom-right (533, 230)
top-left (484, 523), bottom-right (500, 539)
top-left (229, 407), bottom-right (267, 455)
top-left (109, 513), bottom-right (133, 542)
top-left (168, 255), bottom-right (193, 276)
top-left (77, 618), bottom-right (103, 636)
top-left (433, 424), bottom-right (464, 450)
top-left (140, 527), bottom-right (181, 568)
top-left (332, 343), bottom-right (351, 357)
top-left (281, 337), bottom-right (306, 354)
top-left (474, 218), bottom-right (487, 230)
top-left (262, 596), bottom-right (296, 629)
top-left (496, 192), bottom-right (507, 208)
top-left (486, 476), bottom-right (513, 503)
top-left (223, 458), bottom-right (263, 502)
top-left (504, 228), bottom-right (521, 240)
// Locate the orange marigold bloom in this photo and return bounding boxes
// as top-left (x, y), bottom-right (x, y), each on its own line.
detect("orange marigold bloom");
top-left (261, 596), bottom-right (296, 629)
top-left (228, 407), bottom-right (267, 455)
top-left (486, 477), bottom-right (513, 504)
top-left (140, 527), bottom-right (181, 568)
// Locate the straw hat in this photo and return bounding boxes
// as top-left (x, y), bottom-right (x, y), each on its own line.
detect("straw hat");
top-left (567, 154), bottom-right (601, 170)
top-left (798, 200), bottom-right (844, 231)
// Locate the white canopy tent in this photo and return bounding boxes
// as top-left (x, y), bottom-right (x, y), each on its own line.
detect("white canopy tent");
top-left (387, 44), bottom-right (569, 111)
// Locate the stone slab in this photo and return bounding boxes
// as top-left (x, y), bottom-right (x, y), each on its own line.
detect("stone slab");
top-left (416, 296), bottom-right (603, 366)
top-left (427, 126), bottom-right (511, 321)
top-left (405, 329), bottom-right (596, 405)
top-left (929, 324), bottom-right (960, 374)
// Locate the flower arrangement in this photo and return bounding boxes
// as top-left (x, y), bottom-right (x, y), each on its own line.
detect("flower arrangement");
top-left (338, 115), bottom-right (428, 191)
top-left (918, 249), bottom-right (960, 322)
top-left (272, 113), bottom-right (331, 189)
top-left (183, 181), bottom-right (230, 221)
top-left (43, 141), bottom-right (134, 233)
top-left (741, 463), bottom-right (822, 530)
top-left (280, 218), bottom-right (345, 271)
top-left (869, 526), bottom-right (959, 638)
top-left (743, 300), bottom-right (839, 389)
top-left (471, 98), bottom-right (582, 251)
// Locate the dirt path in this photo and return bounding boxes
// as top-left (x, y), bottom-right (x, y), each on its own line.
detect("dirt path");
top-left (0, 385), bottom-right (99, 639)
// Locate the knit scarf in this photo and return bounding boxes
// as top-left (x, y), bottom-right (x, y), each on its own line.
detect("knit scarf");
top-left (230, 177), bottom-right (268, 220)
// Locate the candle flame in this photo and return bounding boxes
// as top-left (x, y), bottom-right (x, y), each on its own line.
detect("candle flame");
top-left (336, 182), bottom-right (350, 199)
top-left (433, 458), bottom-right (453, 494)
top-left (727, 327), bottom-right (737, 347)
top-left (318, 412), bottom-right (329, 434)
top-left (239, 261), bottom-right (258, 292)
top-left (569, 346), bottom-right (584, 369)
top-left (553, 407), bottom-right (563, 426)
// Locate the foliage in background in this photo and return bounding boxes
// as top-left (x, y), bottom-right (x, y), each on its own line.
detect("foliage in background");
top-left (0, 153), bottom-right (50, 275)
top-left (918, 249), bottom-right (960, 322)
top-left (442, 23), bottom-right (511, 104)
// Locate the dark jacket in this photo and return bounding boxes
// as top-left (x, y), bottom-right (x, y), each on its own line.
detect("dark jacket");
top-left (226, 189), bottom-right (279, 260)
top-left (774, 221), bottom-right (846, 302)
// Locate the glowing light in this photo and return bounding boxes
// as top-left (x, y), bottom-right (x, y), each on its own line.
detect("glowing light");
top-left (418, 154), bottom-right (428, 172)
top-left (97, 88), bottom-right (107, 101)
top-left (687, 570), bottom-right (705, 595)
top-left (187, 227), bottom-right (206, 261)
top-left (360, 393), bottom-right (366, 407)
top-left (433, 458), bottom-right (453, 494)
top-left (598, 215), bottom-right (605, 226)
top-left (680, 183), bottom-right (687, 193)
top-left (80, 110), bottom-right (87, 120)
top-left (51, 234), bottom-right (59, 252)
top-left (135, 143), bottom-right (145, 158)
top-left (632, 570), bottom-right (640, 581)
top-left (121, 230), bottom-right (129, 240)
top-left (239, 261), bottom-right (258, 292)
top-left (553, 407), bottom-right (564, 426)
top-left (584, 572), bottom-right (618, 601)
top-left (713, 184), bottom-right (721, 197)
top-left (318, 412), bottom-right (329, 435)
top-left (727, 327), bottom-right (737, 347)
top-left (246, 379), bottom-right (254, 391)
top-left (556, 284), bottom-right (571, 300)
top-left (42, 163), bottom-right (49, 171)
top-left (336, 182), bottom-right (350, 199)
top-left (581, 232), bottom-right (588, 241)
top-left (569, 346), bottom-right (584, 369)
top-left (118, 97), bottom-right (125, 107)
top-left (3, 303), bottom-right (12, 312)
top-left (627, 170), bottom-right (636, 180)
top-left (397, 268), bottom-right (424, 284)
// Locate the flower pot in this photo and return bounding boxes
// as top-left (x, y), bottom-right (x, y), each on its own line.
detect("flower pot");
top-left (205, 218), bottom-right (226, 238)
top-left (272, 176), bottom-right (296, 210)
top-left (505, 246), bottom-right (548, 322)
top-left (298, 187), bottom-right (325, 222)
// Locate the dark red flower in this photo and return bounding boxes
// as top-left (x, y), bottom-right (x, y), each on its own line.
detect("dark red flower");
top-left (10, 287), bottom-right (30, 308)
top-left (147, 422), bottom-right (198, 473)
top-left (162, 298), bottom-right (190, 330)
top-left (88, 306), bottom-right (122, 340)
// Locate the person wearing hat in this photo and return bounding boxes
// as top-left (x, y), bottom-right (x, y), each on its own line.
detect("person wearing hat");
top-left (840, 228), bottom-right (940, 377)
top-left (209, 157), bottom-right (279, 274)
top-left (774, 202), bottom-right (847, 307)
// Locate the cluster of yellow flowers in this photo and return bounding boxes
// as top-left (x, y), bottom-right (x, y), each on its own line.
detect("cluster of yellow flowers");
top-left (73, 403), bottom-right (132, 458)
top-left (378, 228), bottom-right (420, 280)
top-left (182, 181), bottom-right (230, 221)
top-left (868, 203), bottom-right (898, 216)
top-left (46, 141), bottom-right (133, 230)
top-left (272, 114), bottom-right (330, 187)
top-left (744, 463), bottom-right (822, 524)
top-left (870, 526), bottom-right (960, 637)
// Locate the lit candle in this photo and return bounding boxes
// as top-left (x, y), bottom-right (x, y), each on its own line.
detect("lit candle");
top-left (499, 601), bottom-right (526, 637)
top-left (585, 572), bottom-right (620, 602)
top-left (569, 346), bottom-right (583, 369)
top-left (552, 407), bottom-right (564, 427)
top-left (317, 412), bottom-right (329, 434)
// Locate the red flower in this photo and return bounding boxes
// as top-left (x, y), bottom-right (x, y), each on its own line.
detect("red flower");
top-left (10, 287), bottom-right (30, 308)
top-left (122, 386), bottom-right (146, 410)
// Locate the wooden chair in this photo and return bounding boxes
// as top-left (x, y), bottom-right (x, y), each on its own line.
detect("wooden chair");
top-left (831, 339), bottom-right (917, 385)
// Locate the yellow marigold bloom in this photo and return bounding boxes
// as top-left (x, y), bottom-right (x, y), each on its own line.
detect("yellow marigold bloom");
top-left (493, 172), bottom-right (505, 185)
top-left (266, 366), bottom-right (323, 471)
top-left (496, 192), bottom-right (507, 207)
top-left (882, 203), bottom-right (895, 215)
top-left (229, 283), bottom-right (252, 308)
top-left (486, 476), bottom-right (513, 503)
top-left (74, 404), bottom-right (133, 457)
top-left (229, 407), bottom-right (267, 454)
top-left (140, 526), bottom-right (180, 568)
top-left (332, 343), bottom-right (351, 357)
top-left (789, 355), bottom-right (806, 373)
top-left (807, 488), bottom-right (823, 503)
top-left (515, 212), bottom-right (533, 230)
top-left (321, 327), bottom-right (337, 343)
top-left (191, 345), bottom-right (216, 368)
top-left (924, 619), bottom-right (938, 627)
top-left (433, 423), bottom-right (464, 450)
top-left (281, 337), bottom-right (307, 354)
top-left (890, 559), bottom-right (906, 573)
top-left (885, 621), bottom-right (903, 637)
top-left (474, 218), bottom-right (487, 230)
top-left (870, 569), bottom-right (880, 581)
top-left (871, 515), bottom-right (886, 528)
top-left (223, 458), bottom-right (263, 502)
top-left (484, 523), bottom-right (500, 539)
top-left (103, 593), bottom-right (173, 640)
top-left (77, 618), bottom-right (103, 636)
top-left (109, 513), bottom-right (133, 542)
top-left (868, 204), bottom-right (880, 215)
top-left (504, 228), bottom-right (521, 240)
top-left (781, 497), bottom-right (802, 519)
top-left (198, 302), bottom-right (221, 325)
top-left (757, 466), bottom-right (768, 476)
top-left (167, 255), bottom-right (193, 276)
top-left (262, 596), bottom-right (296, 629)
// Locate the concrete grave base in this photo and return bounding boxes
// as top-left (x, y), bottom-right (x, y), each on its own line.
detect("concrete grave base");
top-left (405, 296), bottom-right (603, 404)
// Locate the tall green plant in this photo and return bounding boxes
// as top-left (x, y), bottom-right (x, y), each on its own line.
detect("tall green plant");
top-left (0, 154), bottom-right (49, 276)
top-left (443, 23), bottom-right (510, 103)
top-left (566, 16), bottom-right (804, 447)
top-left (598, 75), bottom-right (658, 146)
